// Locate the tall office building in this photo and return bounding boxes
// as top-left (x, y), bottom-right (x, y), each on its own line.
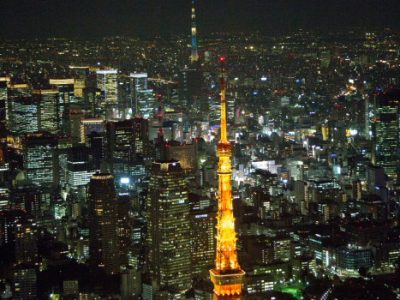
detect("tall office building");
top-left (190, 198), bottom-right (216, 277)
top-left (146, 161), bottom-right (191, 299)
top-left (23, 132), bottom-right (58, 187)
top-left (8, 97), bottom-right (38, 134)
top-left (180, 66), bottom-right (202, 107)
top-left (133, 117), bottom-right (149, 159)
top-left (372, 89), bottom-right (400, 181)
top-left (88, 173), bottom-right (119, 274)
top-left (49, 78), bottom-right (75, 132)
top-left (69, 66), bottom-right (89, 96)
top-left (7, 83), bottom-right (38, 134)
top-left (80, 118), bottom-right (106, 143)
top-left (66, 145), bottom-right (95, 188)
top-left (117, 74), bottom-right (132, 118)
top-left (32, 88), bottom-right (60, 134)
top-left (209, 57), bottom-right (245, 299)
top-left (107, 118), bottom-right (149, 186)
top-left (130, 73), bottom-right (147, 113)
top-left (93, 70), bottom-right (119, 120)
top-left (129, 73), bottom-right (156, 118)
top-left (87, 131), bottom-right (105, 170)
top-left (117, 194), bottom-right (132, 268)
top-left (97, 70), bottom-right (118, 105)
top-left (65, 105), bottom-right (85, 144)
top-left (107, 119), bottom-right (136, 163)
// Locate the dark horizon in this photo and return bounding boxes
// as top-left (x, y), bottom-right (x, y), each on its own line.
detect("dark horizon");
top-left (1, 0), bottom-right (400, 39)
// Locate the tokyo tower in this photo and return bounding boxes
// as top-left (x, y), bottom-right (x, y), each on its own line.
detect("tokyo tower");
top-left (209, 57), bottom-right (245, 299)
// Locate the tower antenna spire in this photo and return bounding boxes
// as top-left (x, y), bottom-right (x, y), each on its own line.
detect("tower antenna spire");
top-left (209, 56), bottom-right (245, 299)
top-left (190, 0), bottom-right (199, 63)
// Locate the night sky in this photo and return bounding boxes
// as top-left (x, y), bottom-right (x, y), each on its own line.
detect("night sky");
top-left (1, 0), bottom-right (399, 38)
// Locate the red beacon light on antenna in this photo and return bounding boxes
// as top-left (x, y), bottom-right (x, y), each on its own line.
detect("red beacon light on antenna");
top-left (219, 56), bottom-right (226, 63)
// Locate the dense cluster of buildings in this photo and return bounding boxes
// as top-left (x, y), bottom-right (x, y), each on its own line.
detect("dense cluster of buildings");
top-left (1, 2), bottom-right (400, 299)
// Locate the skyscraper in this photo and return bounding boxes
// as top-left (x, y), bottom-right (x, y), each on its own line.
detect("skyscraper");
top-left (190, 0), bottom-right (199, 63)
top-left (33, 88), bottom-right (60, 134)
top-left (107, 119), bottom-right (136, 164)
top-left (129, 73), bottom-right (156, 118)
top-left (190, 196), bottom-right (216, 277)
top-left (209, 57), bottom-right (245, 299)
top-left (66, 145), bottom-right (95, 189)
top-left (88, 172), bottom-right (119, 274)
top-left (23, 132), bottom-right (58, 187)
top-left (49, 78), bottom-right (75, 133)
top-left (96, 70), bottom-right (118, 117)
top-left (180, 66), bottom-right (202, 107)
top-left (97, 70), bottom-right (118, 103)
top-left (80, 118), bottom-right (105, 143)
top-left (7, 83), bottom-right (38, 134)
top-left (106, 118), bottom-right (148, 185)
top-left (130, 73), bottom-right (148, 113)
top-left (133, 117), bottom-right (149, 160)
top-left (146, 160), bottom-right (191, 299)
top-left (372, 89), bottom-right (400, 181)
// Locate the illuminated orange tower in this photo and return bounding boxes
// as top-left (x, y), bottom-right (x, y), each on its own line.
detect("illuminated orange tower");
top-left (210, 57), bottom-right (245, 299)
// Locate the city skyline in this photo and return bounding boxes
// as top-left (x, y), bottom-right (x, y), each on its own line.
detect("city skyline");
top-left (1, 0), bottom-right (400, 38)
